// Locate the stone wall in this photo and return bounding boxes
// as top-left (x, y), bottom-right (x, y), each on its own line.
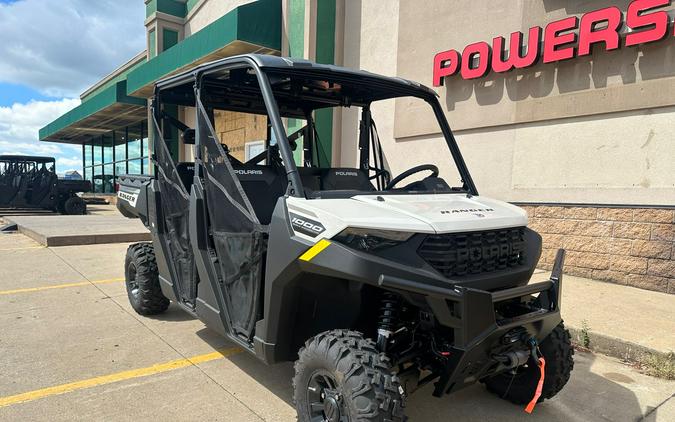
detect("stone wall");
top-left (520, 205), bottom-right (675, 294)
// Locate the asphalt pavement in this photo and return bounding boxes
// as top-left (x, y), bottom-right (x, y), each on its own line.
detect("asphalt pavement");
top-left (0, 232), bottom-right (673, 421)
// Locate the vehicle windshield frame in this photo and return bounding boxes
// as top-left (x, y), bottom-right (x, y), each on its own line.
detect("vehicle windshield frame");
top-left (256, 67), bottom-right (478, 197)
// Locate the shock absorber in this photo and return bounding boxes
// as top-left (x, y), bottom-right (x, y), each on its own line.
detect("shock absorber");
top-left (376, 292), bottom-right (401, 352)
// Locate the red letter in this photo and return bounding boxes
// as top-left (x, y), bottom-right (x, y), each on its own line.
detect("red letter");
top-left (625, 0), bottom-right (670, 47)
top-left (460, 42), bottom-right (491, 79)
top-left (433, 49), bottom-right (460, 86)
top-left (492, 27), bottom-right (542, 72)
top-left (543, 16), bottom-right (579, 63)
top-left (578, 7), bottom-right (623, 56)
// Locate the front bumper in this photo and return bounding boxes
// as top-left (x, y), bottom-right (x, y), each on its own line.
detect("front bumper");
top-left (382, 249), bottom-right (565, 396)
top-left (299, 241), bottom-right (565, 396)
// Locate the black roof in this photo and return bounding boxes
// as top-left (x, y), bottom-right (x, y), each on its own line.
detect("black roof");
top-left (0, 155), bottom-right (55, 163)
top-left (155, 54), bottom-right (438, 118)
top-left (156, 53), bottom-right (437, 98)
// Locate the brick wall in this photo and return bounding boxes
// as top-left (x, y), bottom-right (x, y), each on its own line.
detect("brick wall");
top-left (520, 205), bottom-right (675, 294)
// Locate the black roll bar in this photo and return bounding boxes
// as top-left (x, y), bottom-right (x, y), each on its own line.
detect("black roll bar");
top-left (192, 58), bottom-right (304, 198)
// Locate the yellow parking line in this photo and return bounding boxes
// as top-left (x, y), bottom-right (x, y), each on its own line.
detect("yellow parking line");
top-left (0, 347), bottom-right (242, 408)
top-left (0, 278), bottom-right (125, 296)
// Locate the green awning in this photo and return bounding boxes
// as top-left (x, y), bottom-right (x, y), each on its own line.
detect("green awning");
top-left (126, 0), bottom-right (281, 97)
top-left (39, 81), bottom-right (146, 145)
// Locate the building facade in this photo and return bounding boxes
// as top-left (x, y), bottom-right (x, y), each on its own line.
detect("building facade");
top-left (40, 0), bottom-right (675, 293)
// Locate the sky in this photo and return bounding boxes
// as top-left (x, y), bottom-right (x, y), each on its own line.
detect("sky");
top-left (0, 0), bottom-right (146, 174)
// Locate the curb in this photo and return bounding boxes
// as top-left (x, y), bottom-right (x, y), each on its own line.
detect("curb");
top-left (567, 326), bottom-right (672, 362)
top-left (4, 216), bottom-right (151, 247)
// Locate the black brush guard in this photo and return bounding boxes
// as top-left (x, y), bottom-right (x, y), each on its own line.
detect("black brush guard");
top-left (380, 249), bottom-right (565, 396)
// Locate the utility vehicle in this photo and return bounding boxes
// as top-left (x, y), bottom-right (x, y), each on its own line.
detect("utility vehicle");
top-left (0, 155), bottom-right (90, 214)
top-left (117, 54), bottom-right (573, 421)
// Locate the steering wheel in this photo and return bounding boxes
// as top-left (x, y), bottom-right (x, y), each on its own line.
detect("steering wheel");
top-left (385, 164), bottom-right (439, 190)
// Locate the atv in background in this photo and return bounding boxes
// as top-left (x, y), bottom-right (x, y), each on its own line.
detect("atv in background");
top-left (0, 155), bottom-right (90, 214)
top-left (117, 54), bottom-right (573, 421)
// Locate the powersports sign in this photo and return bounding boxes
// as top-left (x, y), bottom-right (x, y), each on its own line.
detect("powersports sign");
top-left (433, 0), bottom-right (675, 85)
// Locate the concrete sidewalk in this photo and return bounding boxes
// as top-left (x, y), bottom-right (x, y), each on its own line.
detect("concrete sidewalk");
top-left (532, 269), bottom-right (675, 361)
top-left (4, 213), bottom-right (150, 246)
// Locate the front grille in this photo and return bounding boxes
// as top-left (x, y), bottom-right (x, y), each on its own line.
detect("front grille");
top-left (418, 227), bottom-right (526, 278)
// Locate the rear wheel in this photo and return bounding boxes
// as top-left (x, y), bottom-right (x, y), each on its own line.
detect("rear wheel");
top-left (63, 196), bottom-right (86, 215)
top-left (125, 243), bottom-right (169, 315)
top-left (293, 329), bottom-right (407, 422)
top-left (484, 322), bottom-right (574, 405)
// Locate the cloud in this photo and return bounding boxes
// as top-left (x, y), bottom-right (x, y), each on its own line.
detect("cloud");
top-left (0, 0), bottom-right (145, 97)
top-left (55, 156), bottom-right (83, 173)
top-left (0, 98), bottom-right (82, 173)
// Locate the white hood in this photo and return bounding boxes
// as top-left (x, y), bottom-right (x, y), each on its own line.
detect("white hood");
top-left (287, 194), bottom-right (527, 241)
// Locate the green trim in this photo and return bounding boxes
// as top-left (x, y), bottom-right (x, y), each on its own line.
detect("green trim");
top-left (315, 0), bottom-right (336, 66)
top-left (186, 0), bottom-right (201, 14)
top-left (149, 29), bottom-right (157, 58)
top-left (39, 81), bottom-right (146, 141)
top-left (163, 28), bottom-right (179, 51)
top-left (81, 57), bottom-right (146, 102)
top-left (314, 0), bottom-right (336, 165)
top-left (288, 0), bottom-right (305, 164)
top-left (128, 0), bottom-right (281, 95)
top-left (146, 0), bottom-right (186, 18)
top-left (288, 0), bottom-right (305, 59)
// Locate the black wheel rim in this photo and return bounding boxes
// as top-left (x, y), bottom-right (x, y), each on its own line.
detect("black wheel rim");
top-left (127, 263), bottom-right (139, 298)
top-left (306, 370), bottom-right (348, 422)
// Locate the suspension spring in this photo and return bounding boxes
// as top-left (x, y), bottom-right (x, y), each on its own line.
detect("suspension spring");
top-left (377, 292), bottom-right (401, 352)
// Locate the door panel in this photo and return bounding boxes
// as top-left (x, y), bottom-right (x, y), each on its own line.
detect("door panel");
top-left (153, 115), bottom-right (197, 307)
top-left (196, 100), bottom-right (266, 340)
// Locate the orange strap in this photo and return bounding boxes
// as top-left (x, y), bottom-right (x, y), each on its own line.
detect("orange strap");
top-left (524, 357), bottom-right (546, 414)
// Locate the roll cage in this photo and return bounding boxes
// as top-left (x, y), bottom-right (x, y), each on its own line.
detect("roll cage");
top-left (151, 54), bottom-right (478, 198)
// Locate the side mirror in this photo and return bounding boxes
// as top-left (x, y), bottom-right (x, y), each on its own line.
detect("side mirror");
top-left (181, 129), bottom-right (196, 145)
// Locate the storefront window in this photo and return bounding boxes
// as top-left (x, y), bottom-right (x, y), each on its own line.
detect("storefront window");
top-left (128, 159), bottom-right (142, 175)
top-left (84, 143), bottom-right (92, 168)
top-left (81, 120), bottom-right (149, 193)
top-left (103, 163), bottom-right (114, 193)
top-left (114, 130), bottom-right (126, 162)
top-left (142, 120), bottom-right (149, 157)
top-left (103, 135), bottom-right (113, 164)
top-left (93, 165), bottom-right (103, 193)
top-left (115, 161), bottom-right (127, 177)
top-left (128, 122), bottom-right (143, 159)
top-left (92, 138), bottom-right (103, 165)
top-left (128, 138), bottom-right (142, 159)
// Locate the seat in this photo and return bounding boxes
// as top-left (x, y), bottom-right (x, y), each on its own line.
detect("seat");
top-left (231, 164), bottom-right (287, 225)
top-left (297, 167), bottom-right (322, 193)
top-left (320, 168), bottom-right (375, 192)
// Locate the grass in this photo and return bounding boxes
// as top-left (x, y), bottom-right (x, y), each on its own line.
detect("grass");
top-left (642, 352), bottom-right (675, 380)
top-left (580, 319), bottom-right (591, 348)
top-left (570, 320), bottom-right (674, 381)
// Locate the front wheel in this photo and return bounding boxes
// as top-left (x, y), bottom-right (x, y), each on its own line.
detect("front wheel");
top-left (293, 330), bottom-right (407, 422)
top-left (484, 322), bottom-right (574, 405)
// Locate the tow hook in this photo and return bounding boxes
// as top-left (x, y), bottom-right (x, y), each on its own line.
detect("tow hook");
top-left (528, 338), bottom-right (540, 361)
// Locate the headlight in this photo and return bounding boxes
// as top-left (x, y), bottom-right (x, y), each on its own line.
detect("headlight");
top-left (333, 228), bottom-right (413, 252)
